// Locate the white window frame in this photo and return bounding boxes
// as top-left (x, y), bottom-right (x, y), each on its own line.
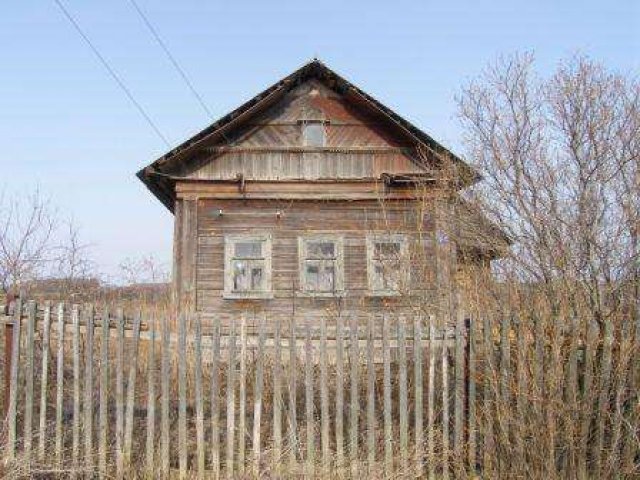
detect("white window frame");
top-left (366, 233), bottom-right (410, 296)
top-left (223, 233), bottom-right (273, 299)
top-left (298, 235), bottom-right (345, 297)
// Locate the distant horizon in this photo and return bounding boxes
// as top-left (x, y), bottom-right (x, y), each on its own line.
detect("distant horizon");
top-left (2, 1), bottom-right (638, 278)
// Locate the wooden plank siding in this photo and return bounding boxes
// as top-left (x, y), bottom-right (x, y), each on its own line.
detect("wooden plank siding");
top-left (180, 198), bottom-right (439, 329)
top-left (175, 81), bottom-right (428, 183)
top-left (164, 76), bottom-right (492, 330)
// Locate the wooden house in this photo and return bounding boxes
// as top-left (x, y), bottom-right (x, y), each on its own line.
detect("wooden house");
top-left (137, 60), bottom-right (504, 327)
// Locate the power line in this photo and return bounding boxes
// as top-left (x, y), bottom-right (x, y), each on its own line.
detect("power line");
top-left (127, 0), bottom-right (215, 121)
top-left (53, 0), bottom-right (170, 147)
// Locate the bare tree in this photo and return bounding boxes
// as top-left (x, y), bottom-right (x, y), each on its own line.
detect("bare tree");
top-left (457, 52), bottom-right (640, 325)
top-left (0, 189), bottom-right (95, 297)
top-left (118, 254), bottom-right (169, 286)
top-left (0, 189), bottom-right (57, 294)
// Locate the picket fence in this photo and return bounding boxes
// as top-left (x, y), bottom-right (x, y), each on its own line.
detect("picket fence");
top-left (1, 299), bottom-right (639, 478)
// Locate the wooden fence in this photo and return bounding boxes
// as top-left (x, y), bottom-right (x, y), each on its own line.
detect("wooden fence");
top-left (1, 300), bottom-right (639, 478)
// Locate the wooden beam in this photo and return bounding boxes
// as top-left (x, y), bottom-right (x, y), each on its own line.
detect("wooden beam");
top-left (176, 179), bottom-right (435, 200)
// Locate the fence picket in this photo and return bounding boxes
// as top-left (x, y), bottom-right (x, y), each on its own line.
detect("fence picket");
top-left (288, 315), bottom-right (298, 471)
top-left (226, 318), bottom-right (237, 479)
top-left (238, 314), bottom-right (247, 474)
top-left (441, 329), bottom-right (450, 480)
top-left (427, 315), bottom-right (436, 480)
top-left (514, 316), bottom-right (526, 474)
top-left (54, 303), bottom-right (65, 466)
top-left (123, 312), bottom-right (142, 470)
top-left (467, 312), bottom-right (477, 472)
top-left (83, 305), bottom-right (95, 468)
top-left (366, 313), bottom-right (376, 473)
top-left (621, 313), bottom-right (640, 472)
top-left (160, 311), bottom-right (171, 478)
top-left (252, 313), bottom-right (266, 477)
top-left (593, 318), bottom-right (613, 476)
top-left (304, 316), bottom-right (315, 476)
top-left (564, 315), bottom-right (579, 474)
top-left (195, 313), bottom-right (205, 479)
top-left (38, 302), bottom-right (52, 461)
top-left (178, 310), bottom-right (188, 478)
top-left (334, 313), bottom-right (345, 472)
top-left (145, 312), bottom-right (157, 478)
top-left (23, 301), bottom-right (36, 466)
top-left (414, 314), bottom-right (424, 474)
top-left (382, 312), bottom-right (393, 477)
top-left (349, 313), bottom-right (359, 475)
top-left (578, 319), bottom-right (597, 480)
top-left (499, 313), bottom-right (511, 460)
top-left (211, 315), bottom-right (221, 478)
top-left (320, 315), bottom-right (330, 474)
top-left (609, 317), bottom-right (632, 472)
top-left (6, 299), bottom-right (22, 461)
top-left (398, 314), bottom-right (409, 474)
top-left (99, 307), bottom-right (110, 477)
top-left (454, 298), bottom-right (465, 468)
top-left (115, 308), bottom-right (125, 479)
top-left (71, 304), bottom-right (81, 474)
top-left (482, 315), bottom-right (496, 475)
top-left (272, 319), bottom-right (283, 470)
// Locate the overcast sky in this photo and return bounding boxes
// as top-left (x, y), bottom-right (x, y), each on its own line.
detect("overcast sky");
top-left (1, 1), bottom-right (638, 280)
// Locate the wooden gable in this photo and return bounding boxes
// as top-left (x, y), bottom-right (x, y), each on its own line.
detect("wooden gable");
top-left (183, 80), bottom-right (426, 181)
top-left (137, 60), bottom-right (478, 212)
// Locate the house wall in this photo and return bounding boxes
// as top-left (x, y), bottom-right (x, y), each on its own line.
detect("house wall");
top-left (168, 79), bottom-right (471, 330)
top-left (173, 195), bottom-right (449, 330)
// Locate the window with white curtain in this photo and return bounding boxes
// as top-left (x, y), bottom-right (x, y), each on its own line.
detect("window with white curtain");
top-left (298, 235), bottom-right (344, 295)
top-left (224, 234), bottom-right (272, 298)
top-left (367, 234), bottom-right (409, 295)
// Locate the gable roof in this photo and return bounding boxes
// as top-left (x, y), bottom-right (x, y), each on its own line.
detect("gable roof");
top-left (137, 59), bottom-right (479, 212)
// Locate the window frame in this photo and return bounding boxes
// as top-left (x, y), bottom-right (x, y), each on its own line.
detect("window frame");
top-left (366, 233), bottom-right (410, 297)
top-left (223, 233), bottom-right (273, 299)
top-left (300, 120), bottom-right (327, 147)
top-left (298, 234), bottom-right (345, 297)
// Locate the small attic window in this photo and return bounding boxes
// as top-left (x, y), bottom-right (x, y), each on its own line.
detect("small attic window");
top-left (302, 121), bottom-right (326, 147)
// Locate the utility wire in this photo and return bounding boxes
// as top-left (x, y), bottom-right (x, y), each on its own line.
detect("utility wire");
top-left (127, 0), bottom-right (215, 121)
top-left (53, 0), bottom-right (171, 147)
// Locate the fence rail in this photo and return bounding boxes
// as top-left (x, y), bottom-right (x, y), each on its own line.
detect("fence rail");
top-left (1, 300), bottom-right (639, 478)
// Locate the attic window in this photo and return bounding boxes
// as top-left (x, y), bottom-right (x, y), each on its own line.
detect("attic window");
top-left (302, 122), bottom-right (326, 147)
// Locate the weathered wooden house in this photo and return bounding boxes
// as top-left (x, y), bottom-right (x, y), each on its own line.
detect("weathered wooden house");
top-left (137, 60), bottom-right (502, 327)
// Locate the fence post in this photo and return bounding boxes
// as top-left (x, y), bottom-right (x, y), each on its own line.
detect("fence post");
top-left (6, 297), bottom-right (22, 462)
top-left (38, 301), bottom-right (52, 461)
top-left (23, 301), bottom-right (36, 468)
top-left (3, 292), bottom-right (17, 420)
